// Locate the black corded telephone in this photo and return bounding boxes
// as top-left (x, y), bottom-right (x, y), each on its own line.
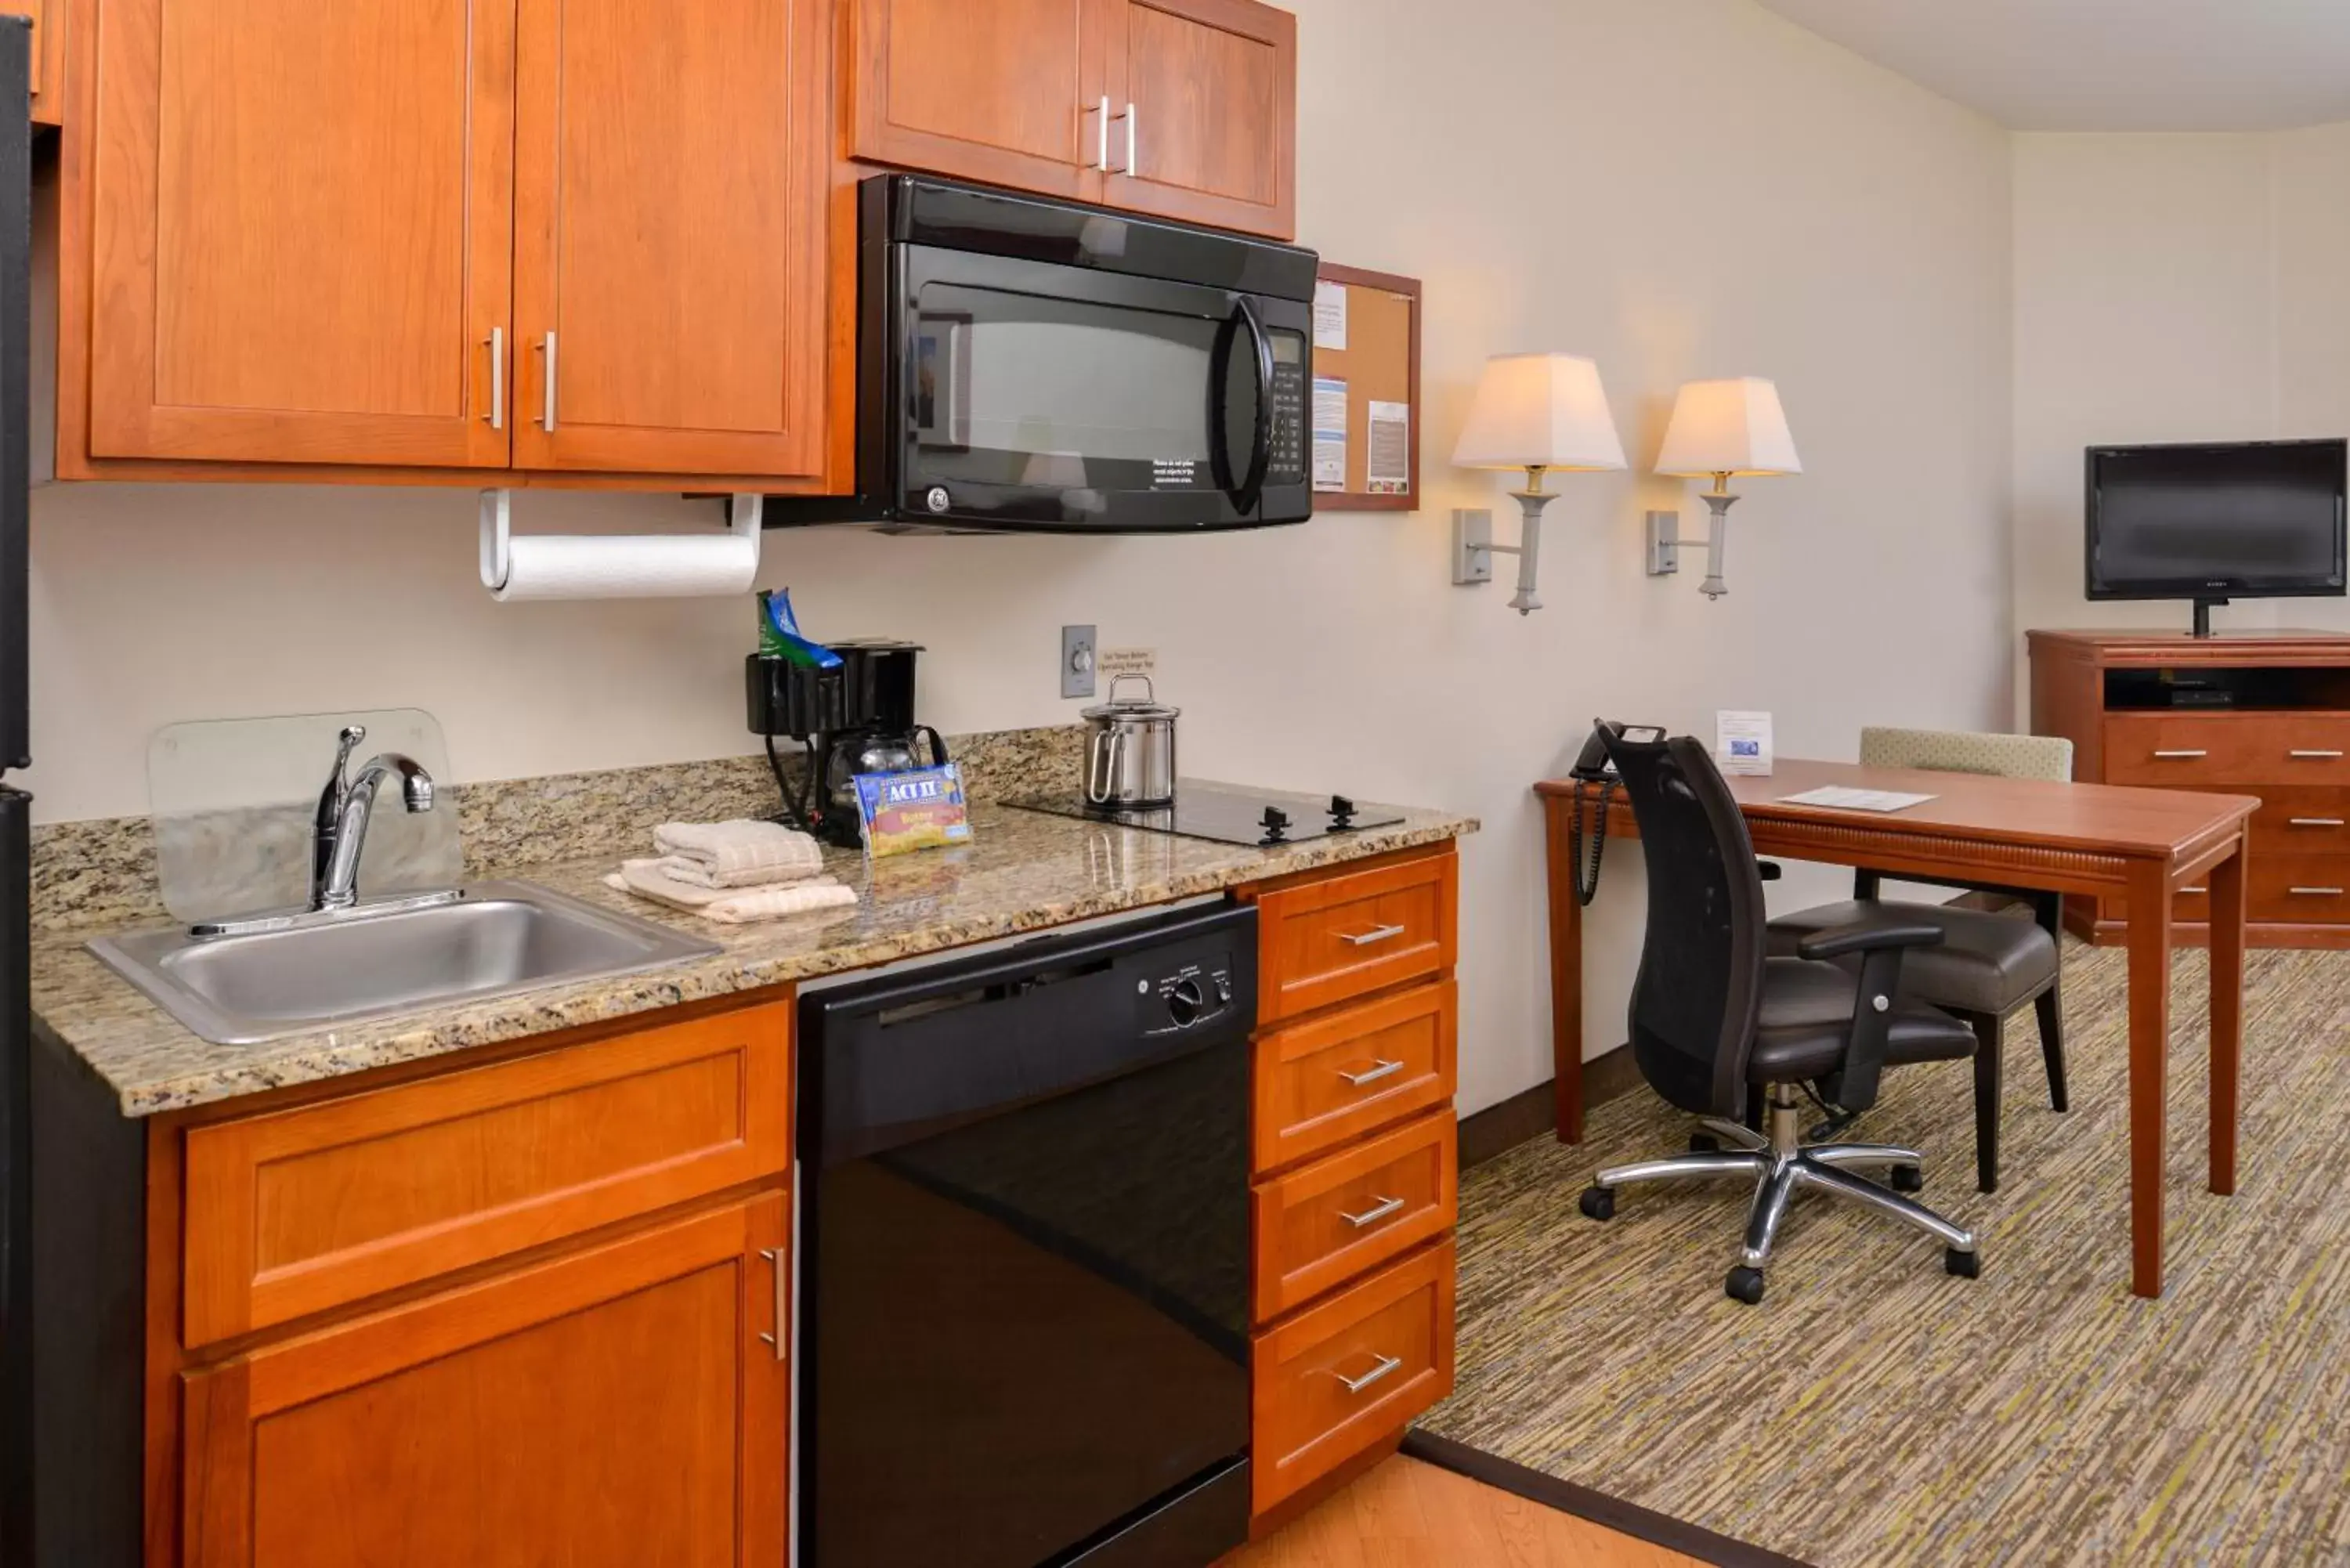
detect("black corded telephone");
top-left (1567, 720), bottom-right (1665, 905)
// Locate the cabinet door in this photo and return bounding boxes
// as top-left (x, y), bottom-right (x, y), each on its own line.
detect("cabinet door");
top-left (845, 0), bottom-right (1101, 200)
top-left (88, 0), bottom-right (515, 466)
top-left (1099, 0), bottom-right (1295, 239)
top-left (511, 0), bottom-right (826, 477)
top-left (183, 1194), bottom-right (789, 1568)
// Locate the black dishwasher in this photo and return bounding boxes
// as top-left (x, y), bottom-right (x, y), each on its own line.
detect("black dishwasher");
top-left (798, 903), bottom-right (1256, 1568)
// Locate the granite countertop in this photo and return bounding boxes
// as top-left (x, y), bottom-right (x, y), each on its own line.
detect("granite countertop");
top-left (34, 789), bottom-right (1477, 1118)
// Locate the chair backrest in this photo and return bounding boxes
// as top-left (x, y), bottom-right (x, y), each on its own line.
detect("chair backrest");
top-left (1599, 729), bottom-right (1767, 1120)
top-left (1860, 726), bottom-right (2073, 783)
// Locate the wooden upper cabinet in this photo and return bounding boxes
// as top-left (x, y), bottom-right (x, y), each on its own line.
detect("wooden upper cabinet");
top-left (182, 1194), bottom-right (790, 1568)
top-left (847, 0), bottom-right (1101, 200)
top-left (510, 0), bottom-right (826, 476)
top-left (0, 0), bottom-right (60, 125)
top-left (87, 0), bottom-right (516, 467)
top-left (1099, 0), bottom-right (1295, 238)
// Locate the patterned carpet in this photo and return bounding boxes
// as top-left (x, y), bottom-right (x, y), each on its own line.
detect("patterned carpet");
top-left (1419, 941), bottom-right (2350, 1566)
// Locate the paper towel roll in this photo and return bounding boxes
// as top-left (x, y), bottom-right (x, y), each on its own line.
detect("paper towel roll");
top-left (480, 490), bottom-right (761, 602)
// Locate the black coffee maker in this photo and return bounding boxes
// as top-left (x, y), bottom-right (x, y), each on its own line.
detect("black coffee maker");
top-left (747, 639), bottom-right (947, 847)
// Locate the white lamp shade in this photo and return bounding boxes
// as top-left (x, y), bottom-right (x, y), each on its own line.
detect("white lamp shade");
top-left (1654, 378), bottom-right (1802, 478)
top-left (1451, 353), bottom-right (1627, 472)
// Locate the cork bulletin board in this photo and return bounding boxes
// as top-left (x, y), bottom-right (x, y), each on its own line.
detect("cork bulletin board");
top-left (1310, 263), bottom-right (1423, 512)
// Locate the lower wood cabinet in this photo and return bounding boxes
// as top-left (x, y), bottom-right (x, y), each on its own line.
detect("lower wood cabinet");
top-left (1249, 1239), bottom-right (1455, 1516)
top-left (181, 1191), bottom-right (790, 1568)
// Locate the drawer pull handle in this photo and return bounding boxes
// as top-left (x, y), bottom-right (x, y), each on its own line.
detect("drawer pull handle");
top-left (1340, 1058), bottom-right (1405, 1087)
top-left (2181, 887), bottom-right (2206, 895)
top-left (2151, 750), bottom-right (2208, 760)
top-left (2291, 750), bottom-right (2346, 760)
top-left (1337, 1353), bottom-right (1403, 1394)
top-left (1340, 1194), bottom-right (1407, 1228)
top-left (2290, 887), bottom-right (2345, 898)
top-left (1340, 923), bottom-right (1407, 947)
top-left (2290, 818), bottom-right (2346, 828)
top-left (756, 1247), bottom-right (786, 1362)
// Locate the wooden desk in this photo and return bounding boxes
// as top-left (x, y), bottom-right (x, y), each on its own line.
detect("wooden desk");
top-left (1536, 757), bottom-right (2257, 1300)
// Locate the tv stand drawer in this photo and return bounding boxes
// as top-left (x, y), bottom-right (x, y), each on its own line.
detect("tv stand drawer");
top-left (2105, 714), bottom-right (2350, 786)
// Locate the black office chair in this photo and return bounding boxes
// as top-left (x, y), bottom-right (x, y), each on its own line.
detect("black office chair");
top-left (1576, 730), bottom-right (1983, 1304)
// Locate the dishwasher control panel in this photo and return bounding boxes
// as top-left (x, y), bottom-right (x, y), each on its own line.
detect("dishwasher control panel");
top-left (1144, 958), bottom-right (1240, 1035)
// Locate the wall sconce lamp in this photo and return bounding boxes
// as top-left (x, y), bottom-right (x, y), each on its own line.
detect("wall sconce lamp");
top-left (1647, 377), bottom-right (1801, 599)
top-left (1449, 352), bottom-right (1626, 614)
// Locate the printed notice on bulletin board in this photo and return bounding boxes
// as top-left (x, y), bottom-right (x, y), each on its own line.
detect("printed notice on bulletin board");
top-left (1312, 376), bottom-right (1348, 492)
top-left (1314, 280), bottom-right (1348, 350)
top-left (1365, 400), bottom-right (1411, 494)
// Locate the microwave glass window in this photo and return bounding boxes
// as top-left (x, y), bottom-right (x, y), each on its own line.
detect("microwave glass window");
top-left (911, 284), bottom-right (1256, 504)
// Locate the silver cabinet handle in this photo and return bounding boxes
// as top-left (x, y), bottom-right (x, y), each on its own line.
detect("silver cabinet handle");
top-left (1340, 1058), bottom-right (1404, 1087)
top-left (1340, 923), bottom-right (1406, 947)
top-left (2289, 817), bottom-right (2345, 828)
top-left (539, 331), bottom-right (559, 432)
top-left (2152, 750), bottom-right (2208, 759)
top-left (1340, 1194), bottom-right (1406, 1228)
top-left (756, 1246), bottom-right (786, 1361)
top-left (2290, 750), bottom-right (2345, 760)
top-left (483, 327), bottom-right (504, 430)
top-left (1124, 100), bottom-right (1137, 176)
top-left (1338, 1353), bottom-right (1402, 1394)
top-left (2181, 887), bottom-right (2206, 895)
top-left (2290, 887), bottom-right (2345, 897)
top-left (1092, 95), bottom-right (1111, 171)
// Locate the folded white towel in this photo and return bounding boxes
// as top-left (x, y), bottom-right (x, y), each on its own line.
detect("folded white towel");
top-left (653, 820), bottom-right (826, 885)
top-left (649, 853), bottom-right (823, 891)
top-left (608, 861), bottom-right (858, 924)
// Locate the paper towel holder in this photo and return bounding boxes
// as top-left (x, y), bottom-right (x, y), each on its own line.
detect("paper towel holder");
top-left (477, 489), bottom-right (763, 596)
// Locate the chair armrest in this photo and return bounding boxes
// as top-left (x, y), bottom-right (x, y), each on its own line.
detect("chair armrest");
top-left (1795, 920), bottom-right (1946, 962)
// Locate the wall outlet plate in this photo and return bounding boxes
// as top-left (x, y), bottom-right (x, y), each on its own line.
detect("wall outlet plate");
top-left (1061, 624), bottom-right (1097, 699)
top-left (1452, 510), bottom-right (1493, 586)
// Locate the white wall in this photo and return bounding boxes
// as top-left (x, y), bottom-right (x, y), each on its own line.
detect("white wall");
top-left (2011, 123), bottom-right (2350, 697)
top-left (26, 0), bottom-right (2017, 1115)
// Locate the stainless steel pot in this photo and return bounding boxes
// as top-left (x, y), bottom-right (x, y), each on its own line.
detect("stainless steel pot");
top-left (1081, 675), bottom-right (1179, 810)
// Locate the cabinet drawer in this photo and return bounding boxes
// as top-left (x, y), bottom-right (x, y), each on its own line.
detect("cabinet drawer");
top-left (2245, 786), bottom-right (2350, 854)
top-left (1251, 1239), bottom-right (1454, 1516)
top-left (1252, 1110), bottom-right (1455, 1324)
top-left (1248, 847), bottom-right (1457, 1024)
top-left (2106, 714), bottom-right (2350, 786)
top-left (2253, 855), bottom-right (2350, 923)
top-left (182, 1001), bottom-right (793, 1347)
top-left (1253, 981), bottom-right (1455, 1175)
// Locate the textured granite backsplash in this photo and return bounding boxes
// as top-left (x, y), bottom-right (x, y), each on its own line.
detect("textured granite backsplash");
top-left (30, 725), bottom-right (1084, 935)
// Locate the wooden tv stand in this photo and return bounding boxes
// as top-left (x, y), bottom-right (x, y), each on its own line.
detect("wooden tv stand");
top-left (2030, 628), bottom-right (2350, 948)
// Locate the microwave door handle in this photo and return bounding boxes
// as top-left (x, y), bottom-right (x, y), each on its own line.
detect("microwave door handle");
top-left (1230, 296), bottom-right (1274, 513)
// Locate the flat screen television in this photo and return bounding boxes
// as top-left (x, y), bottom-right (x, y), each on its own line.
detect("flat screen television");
top-left (2087, 439), bottom-right (2348, 636)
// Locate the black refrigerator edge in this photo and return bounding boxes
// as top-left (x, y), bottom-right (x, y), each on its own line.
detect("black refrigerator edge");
top-left (2, 16), bottom-right (36, 1567)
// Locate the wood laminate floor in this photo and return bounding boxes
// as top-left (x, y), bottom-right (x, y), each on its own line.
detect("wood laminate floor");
top-left (1227, 1456), bottom-right (1707, 1568)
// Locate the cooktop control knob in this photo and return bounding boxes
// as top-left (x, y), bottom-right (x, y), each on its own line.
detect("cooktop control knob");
top-left (1168, 976), bottom-right (1206, 1028)
top-left (1329, 794), bottom-right (1356, 827)
top-left (1261, 805), bottom-right (1291, 841)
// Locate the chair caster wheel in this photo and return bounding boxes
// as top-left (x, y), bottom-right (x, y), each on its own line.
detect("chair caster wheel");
top-left (1889, 1164), bottom-right (1924, 1193)
top-left (1724, 1266), bottom-right (1766, 1305)
top-left (1689, 1133), bottom-right (1721, 1153)
top-left (1578, 1187), bottom-right (1616, 1222)
top-left (1945, 1247), bottom-right (1980, 1280)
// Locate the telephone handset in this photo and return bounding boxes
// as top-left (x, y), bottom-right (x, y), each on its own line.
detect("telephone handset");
top-left (1567, 720), bottom-right (1665, 905)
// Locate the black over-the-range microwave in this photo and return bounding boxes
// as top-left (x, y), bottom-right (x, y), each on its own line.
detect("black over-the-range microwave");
top-left (767, 175), bottom-right (1318, 533)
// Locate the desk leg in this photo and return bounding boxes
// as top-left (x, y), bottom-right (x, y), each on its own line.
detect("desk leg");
top-left (2125, 859), bottom-right (2173, 1299)
top-left (2207, 835), bottom-right (2245, 1198)
top-left (1542, 796), bottom-right (1585, 1143)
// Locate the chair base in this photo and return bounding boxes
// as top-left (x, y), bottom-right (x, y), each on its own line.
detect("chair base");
top-left (1584, 1091), bottom-right (1979, 1304)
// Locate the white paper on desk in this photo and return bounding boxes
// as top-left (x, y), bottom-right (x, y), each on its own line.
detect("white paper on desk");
top-left (1781, 786), bottom-right (1937, 813)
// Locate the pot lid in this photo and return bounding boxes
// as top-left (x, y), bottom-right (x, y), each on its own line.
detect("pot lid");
top-left (1082, 674), bottom-right (1180, 721)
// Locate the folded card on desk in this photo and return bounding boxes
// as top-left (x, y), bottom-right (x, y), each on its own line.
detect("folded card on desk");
top-left (1716, 711), bottom-right (1773, 775)
top-left (1781, 786), bottom-right (1936, 813)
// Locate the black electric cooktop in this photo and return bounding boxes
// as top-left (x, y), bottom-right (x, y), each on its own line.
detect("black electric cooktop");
top-left (1007, 782), bottom-right (1405, 848)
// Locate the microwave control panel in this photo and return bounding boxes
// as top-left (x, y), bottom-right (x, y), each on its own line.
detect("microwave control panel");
top-left (1268, 337), bottom-right (1307, 485)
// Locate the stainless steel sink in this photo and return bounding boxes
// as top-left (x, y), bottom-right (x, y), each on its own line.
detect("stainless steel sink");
top-left (89, 880), bottom-right (721, 1046)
